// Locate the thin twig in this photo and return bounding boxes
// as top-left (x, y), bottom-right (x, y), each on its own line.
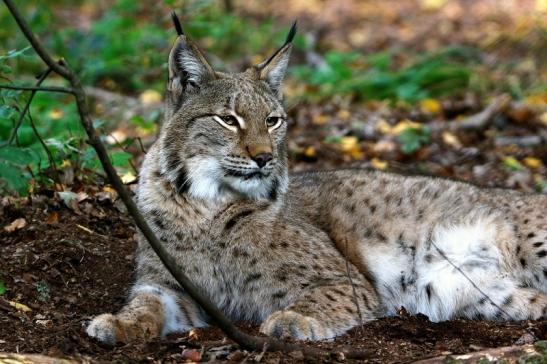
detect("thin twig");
top-left (136, 136), bottom-right (147, 154)
top-left (7, 68), bottom-right (53, 145)
top-left (430, 240), bottom-right (510, 318)
top-left (106, 132), bottom-right (139, 175)
top-left (27, 109), bottom-right (63, 189)
top-left (0, 84), bottom-right (74, 94)
top-left (2, 0), bottom-right (370, 359)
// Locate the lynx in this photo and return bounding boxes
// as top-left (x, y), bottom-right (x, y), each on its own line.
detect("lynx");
top-left (86, 18), bottom-right (547, 345)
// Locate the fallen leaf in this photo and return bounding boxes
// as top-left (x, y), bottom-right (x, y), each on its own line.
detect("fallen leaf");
top-left (339, 136), bottom-right (364, 159)
top-left (337, 109), bottom-right (351, 120)
top-left (4, 218), bottom-right (26, 232)
top-left (96, 186), bottom-right (118, 201)
top-left (188, 328), bottom-right (199, 340)
top-left (370, 158), bottom-right (388, 170)
top-left (121, 171), bottom-right (137, 184)
top-left (442, 131), bottom-right (462, 148)
top-left (105, 129), bottom-right (128, 145)
top-left (392, 119), bottom-right (423, 134)
top-left (139, 89), bottom-right (162, 105)
top-left (372, 140), bottom-right (397, 153)
top-left (419, 98), bottom-right (442, 114)
top-left (312, 113), bottom-right (329, 125)
top-left (181, 348), bottom-right (201, 362)
top-left (46, 212), bottom-right (59, 224)
top-left (502, 156), bottom-right (523, 171)
top-left (376, 119), bottom-right (393, 134)
top-left (9, 300), bottom-right (32, 313)
top-left (524, 94), bottom-right (547, 106)
top-left (420, 0), bottom-right (447, 10)
top-left (303, 146), bottom-right (316, 157)
top-left (523, 157), bottom-right (543, 169)
top-left (539, 112), bottom-right (547, 126)
top-left (57, 191), bottom-right (88, 211)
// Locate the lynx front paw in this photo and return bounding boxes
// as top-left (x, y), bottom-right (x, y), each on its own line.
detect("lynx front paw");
top-left (85, 313), bottom-right (120, 346)
top-left (86, 312), bottom-right (161, 345)
top-left (260, 310), bottom-right (334, 341)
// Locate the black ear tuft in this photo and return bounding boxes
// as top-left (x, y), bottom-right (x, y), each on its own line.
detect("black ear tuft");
top-left (284, 21), bottom-right (297, 45)
top-left (171, 11), bottom-right (184, 36)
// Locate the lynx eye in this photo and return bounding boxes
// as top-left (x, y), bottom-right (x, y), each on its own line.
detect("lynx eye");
top-left (213, 114), bottom-right (241, 131)
top-left (221, 115), bottom-right (238, 126)
top-left (266, 116), bottom-right (283, 130)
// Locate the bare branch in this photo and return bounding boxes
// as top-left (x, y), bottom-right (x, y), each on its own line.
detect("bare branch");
top-left (2, 0), bottom-right (370, 359)
top-left (3, 0), bottom-right (71, 79)
top-left (0, 84), bottom-right (74, 94)
top-left (7, 69), bottom-right (53, 145)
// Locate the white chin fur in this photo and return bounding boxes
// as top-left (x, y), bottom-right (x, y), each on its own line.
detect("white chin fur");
top-left (186, 156), bottom-right (272, 201)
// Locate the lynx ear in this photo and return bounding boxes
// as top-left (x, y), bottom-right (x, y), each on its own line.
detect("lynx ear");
top-left (167, 13), bottom-right (216, 98)
top-left (256, 22), bottom-right (297, 99)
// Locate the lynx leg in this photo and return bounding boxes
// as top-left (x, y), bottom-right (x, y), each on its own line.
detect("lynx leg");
top-left (86, 283), bottom-right (207, 345)
top-left (260, 283), bottom-right (379, 341)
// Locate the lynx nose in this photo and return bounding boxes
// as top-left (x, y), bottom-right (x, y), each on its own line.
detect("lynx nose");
top-left (251, 152), bottom-right (273, 168)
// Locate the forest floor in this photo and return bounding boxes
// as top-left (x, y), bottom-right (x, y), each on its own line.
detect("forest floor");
top-left (0, 192), bottom-right (546, 364)
top-left (1, 0), bottom-right (547, 362)
top-left (1, 87), bottom-right (546, 363)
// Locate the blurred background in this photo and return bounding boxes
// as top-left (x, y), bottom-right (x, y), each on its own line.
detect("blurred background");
top-left (0, 0), bottom-right (546, 197)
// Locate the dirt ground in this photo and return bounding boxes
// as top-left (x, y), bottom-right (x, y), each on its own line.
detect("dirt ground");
top-left (1, 0), bottom-right (546, 362)
top-left (0, 181), bottom-right (545, 363)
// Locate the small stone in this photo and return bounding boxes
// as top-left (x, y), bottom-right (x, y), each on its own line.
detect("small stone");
top-left (515, 332), bottom-right (536, 345)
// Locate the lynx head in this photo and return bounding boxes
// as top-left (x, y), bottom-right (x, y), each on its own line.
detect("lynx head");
top-left (159, 14), bottom-right (295, 202)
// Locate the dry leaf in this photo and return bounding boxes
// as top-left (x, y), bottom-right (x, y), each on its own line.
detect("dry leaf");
top-left (392, 119), bottom-right (423, 134)
top-left (376, 119), bottom-right (392, 134)
top-left (337, 109), bottom-right (351, 120)
top-left (370, 158), bottom-right (388, 170)
top-left (139, 89), bottom-right (162, 105)
top-left (340, 136), bottom-right (364, 159)
top-left (420, 0), bottom-right (447, 10)
top-left (121, 171), bottom-right (137, 184)
top-left (303, 146), bottom-right (316, 157)
top-left (105, 129), bottom-right (128, 145)
top-left (539, 112), bottom-right (547, 126)
top-left (419, 98), bottom-right (442, 114)
top-left (181, 349), bottom-right (201, 362)
top-left (4, 218), bottom-right (26, 232)
top-left (442, 131), bottom-right (462, 148)
top-left (46, 212), bottom-right (59, 224)
top-left (536, 0), bottom-right (547, 12)
top-left (9, 300), bottom-right (32, 313)
top-left (523, 157), bottom-right (543, 169)
top-left (311, 113), bottom-right (329, 125)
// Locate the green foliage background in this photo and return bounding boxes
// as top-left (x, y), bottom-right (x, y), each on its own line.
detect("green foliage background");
top-left (0, 0), bottom-right (545, 195)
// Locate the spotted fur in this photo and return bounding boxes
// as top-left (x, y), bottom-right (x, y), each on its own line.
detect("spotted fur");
top-left (86, 23), bottom-right (547, 346)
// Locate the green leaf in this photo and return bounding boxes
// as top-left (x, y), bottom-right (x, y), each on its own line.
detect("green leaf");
top-left (324, 135), bottom-right (343, 144)
top-left (0, 280), bottom-right (5, 295)
top-left (0, 161), bottom-right (29, 195)
top-left (0, 146), bottom-right (36, 166)
top-left (397, 127), bottom-right (430, 154)
top-left (110, 151), bottom-right (133, 167)
top-left (0, 46), bottom-right (31, 61)
top-left (502, 156), bottom-right (523, 171)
